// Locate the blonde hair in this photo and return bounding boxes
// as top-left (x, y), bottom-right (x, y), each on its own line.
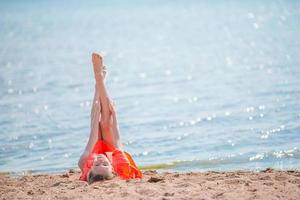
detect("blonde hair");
top-left (87, 170), bottom-right (114, 184)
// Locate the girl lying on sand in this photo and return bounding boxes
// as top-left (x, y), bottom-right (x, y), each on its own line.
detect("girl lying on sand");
top-left (78, 53), bottom-right (142, 184)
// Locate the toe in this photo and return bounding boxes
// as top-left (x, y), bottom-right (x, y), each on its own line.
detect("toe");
top-left (92, 52), bottom-right (100, 58)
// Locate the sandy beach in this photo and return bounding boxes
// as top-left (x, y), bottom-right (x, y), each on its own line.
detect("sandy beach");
top-left (1, 168), bottom-right (299, 200)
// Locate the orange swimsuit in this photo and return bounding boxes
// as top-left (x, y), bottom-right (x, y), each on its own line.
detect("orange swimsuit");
top-left (80, 140), bottom-right (142, 181)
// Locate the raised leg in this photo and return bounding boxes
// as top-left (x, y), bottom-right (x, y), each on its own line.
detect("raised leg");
top-left (92, 53), bottom-right (123, 149)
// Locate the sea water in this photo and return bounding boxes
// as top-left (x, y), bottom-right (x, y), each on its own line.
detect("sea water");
top-left (0, 0), bottom-right (300, 174)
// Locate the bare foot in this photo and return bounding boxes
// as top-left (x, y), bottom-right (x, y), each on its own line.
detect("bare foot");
top-left (92, 52), bottom-right (106, 80)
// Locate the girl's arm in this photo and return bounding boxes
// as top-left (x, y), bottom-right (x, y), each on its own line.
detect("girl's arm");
top-left (108, 100), bottom-right (123, 150)
top-left (78, 84), bottom-right (102, 170)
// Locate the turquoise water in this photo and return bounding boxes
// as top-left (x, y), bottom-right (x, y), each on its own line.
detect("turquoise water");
top-left (1, 0), bottom-right (300, 174)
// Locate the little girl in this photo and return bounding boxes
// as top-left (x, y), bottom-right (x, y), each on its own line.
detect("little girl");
top-left (78, 53), bottom-right (142, 184)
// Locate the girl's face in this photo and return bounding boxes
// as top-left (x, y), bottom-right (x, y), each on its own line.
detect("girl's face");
top-left (90, 154), bottom-right (113, 178)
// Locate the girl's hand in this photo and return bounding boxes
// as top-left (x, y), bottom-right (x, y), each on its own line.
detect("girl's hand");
top-left (108, 98), bottom-right (117, 117)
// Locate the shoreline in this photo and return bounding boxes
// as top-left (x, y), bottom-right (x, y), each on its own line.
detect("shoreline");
top-left (1, 168), bottom-right (300, 200)
top-left (2, 164), bottom-right (300, 176)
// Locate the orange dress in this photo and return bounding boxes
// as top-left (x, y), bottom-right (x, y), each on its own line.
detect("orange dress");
top-left (80, 140), bottom-right (142, 181)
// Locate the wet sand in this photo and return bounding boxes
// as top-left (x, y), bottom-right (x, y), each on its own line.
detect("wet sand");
top-left (1, 168), bottom-right (300, 200)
